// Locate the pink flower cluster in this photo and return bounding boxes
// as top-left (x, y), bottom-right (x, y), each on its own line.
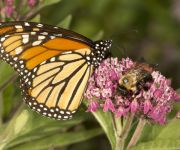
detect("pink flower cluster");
top-left (84, 58), bottom-right (133, 112)
top-left (84, 57), bottom-right (180, 124)
top-left (0, 0), bottom-right (37, 19)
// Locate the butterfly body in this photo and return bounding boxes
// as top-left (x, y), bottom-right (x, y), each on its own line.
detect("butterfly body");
top-left (0, 21), bottom-right (112, 120)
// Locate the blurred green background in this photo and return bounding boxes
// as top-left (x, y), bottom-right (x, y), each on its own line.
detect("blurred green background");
top-left (0, 0), bottom-right (180, 150)
top-left (41, 0), bottom-right (180, 88)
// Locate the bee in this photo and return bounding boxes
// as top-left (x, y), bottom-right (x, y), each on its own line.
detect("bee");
top-left (118, 62), bottom-right (154, 97)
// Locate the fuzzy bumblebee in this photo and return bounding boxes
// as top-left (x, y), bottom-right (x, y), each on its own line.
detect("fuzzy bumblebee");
top-left (118, 62), bottom-right (154, 97)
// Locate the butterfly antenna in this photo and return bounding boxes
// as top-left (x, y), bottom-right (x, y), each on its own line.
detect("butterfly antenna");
top-left (109, 29), bottom-right (140, 58)
top-left (114, 43), bottom-right (128, 58)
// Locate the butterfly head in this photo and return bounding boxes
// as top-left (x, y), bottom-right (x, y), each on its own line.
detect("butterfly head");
top-left (94, 39), bottom-right (112, 52)
top-left (92, 40), bottom-right (112, 66)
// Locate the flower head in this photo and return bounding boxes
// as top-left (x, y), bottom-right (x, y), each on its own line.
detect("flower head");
top-left (103, 98), bottom-right (115, 112)
top-left (87, 100), bottom-right (99, 112)
top-left (84, 57), bottom-right (180, 125)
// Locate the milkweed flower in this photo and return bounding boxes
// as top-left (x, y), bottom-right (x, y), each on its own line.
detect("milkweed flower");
top-left (84, 57), bottom-right (180, 124)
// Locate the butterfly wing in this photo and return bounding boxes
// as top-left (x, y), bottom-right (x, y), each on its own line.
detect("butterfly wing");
top-left (0, 21), bottom-right (93, 72)
top-left (0, 21), bottom-right (94, 119)
top-left (20, 51), bottom-right (92, 120)
top-left (0, 21), bottom-right (93, 45)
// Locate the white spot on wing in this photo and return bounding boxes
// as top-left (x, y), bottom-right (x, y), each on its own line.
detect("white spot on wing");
top-left (50, 57), bottom-right (55, 62)
top-left (22, 35), bottom-right (29, 44)
top-left (37, 24), bottom-right (43, 27)
top-left (22, 38), bottom-right (29, 44)
top-left (33, 67), bottom-right (37, 72)
top-left (1, 37), bottom-right (5, 42)
top-left (43, 112), bottom-right (47, 115)
top-left (50, 36), bottom-right (55, 39)
top-left (60, 111), bottom-right (64, 114)
top-left (41, 32), bottom-right (48, 35)
top-left (62, 51), bottom-right (72, 54)
top-left (38, 35), bottom-right (45, 40)
top-left (64, 116), bottom-right (68, 119)
top-left (66, 112), bottom-right (71, 115)
top-left (25, 22), bottom-right (30, 26)
top-left (55, 33), bottom-right (62, 37)
top-left (15, 47), bottom-right (23, 54)
top-left (31, 32), bottom-right (36, 35)
top-left (32, 41), bottom-right (42, 46)
top-left (15, 25), bottom-right (23, 29)
top-left (50, 109), bottom-right (54, 112)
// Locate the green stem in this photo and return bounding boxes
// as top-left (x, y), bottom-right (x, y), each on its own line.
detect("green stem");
top-left (115, 114), bottom-right (134, 150)
top-left (120, 114), bottom-right (134, 139)
top-left (112, 115), bottom-right (123, 150)
top-left (0, 92), bottom-right (3, 127)
top-left (20, 1), bottom-right (44, 20)
top-left (115, 135), bottom-right (123, 150)
top-left (127, 118), bottom-right (146, 149)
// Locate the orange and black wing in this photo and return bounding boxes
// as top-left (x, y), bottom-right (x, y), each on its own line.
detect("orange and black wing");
top-left (20, 50), bottom-right (93, 120)
top-left (0, 21), bottom-right (94, 120)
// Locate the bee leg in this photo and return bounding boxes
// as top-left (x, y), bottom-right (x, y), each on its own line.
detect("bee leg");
top-left (118, 85), bottom-right (129, 96)
top-left (137, 81), bottom-right (150, 91)
top-left (136, 81), bottom-right (145, 91)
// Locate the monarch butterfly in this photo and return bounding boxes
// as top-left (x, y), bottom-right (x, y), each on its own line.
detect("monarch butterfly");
top-left (0, 21), bottom-right (112, 120)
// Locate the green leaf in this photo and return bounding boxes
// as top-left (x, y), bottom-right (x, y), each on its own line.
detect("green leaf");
top-left (1, 78), bottom-right (20, 118)
top-left (13, 110), bottom-right (30, 135)
top-left (138, 124), bottom-right (163, 143)
top-left (5, 128), bottom-right (103, 150)
top-left (0, 106), bottom-right (29, 150)
top-left (57, 15), bottom-right (72, 29)
top-left (0, 62), bottom-right (14, 84)
top-left (30, 14), bottom-right (40, 22)
top-left (92, 110), bottom-right (116, 149)
top-left (41, 0), bottom-right (61, 8)
top-left (130, 139), bottom-right (180, 150)
top-left (6, 119), bottom-right (85, 149)
top-left (156, 119), bottom-right (180, 140)
top-left (27, 109), bottom-right (89, 132)
top-left (4, 111), bottom-right (88, 148)
top-left (136, 116), bottom-right (180, 149)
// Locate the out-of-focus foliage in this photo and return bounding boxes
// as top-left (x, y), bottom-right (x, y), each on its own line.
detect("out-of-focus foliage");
top-left (0, 0), bottom-right (180, 150)
top-left (41, 0), bottom-right (180, 89)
